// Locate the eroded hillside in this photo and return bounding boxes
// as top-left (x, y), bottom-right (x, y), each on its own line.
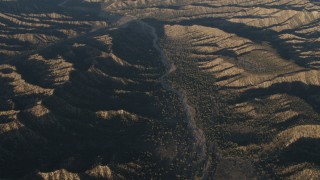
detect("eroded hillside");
top-left (1, 0), bottom-right (320, 179)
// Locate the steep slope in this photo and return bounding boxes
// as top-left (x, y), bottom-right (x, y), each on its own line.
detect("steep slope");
top-left (0, 0), bottom-right (106, 57)
top-left (103, 0), bottom-right (320, 178)
top-left (1, 0), bottom-right (320, 179)
top-left (0, 20), bottom-right (188, 179)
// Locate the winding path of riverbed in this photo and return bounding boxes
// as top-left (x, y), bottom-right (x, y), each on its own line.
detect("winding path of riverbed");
top-left (144, 21), bottom-right (212, 179)
top-left (104, 12), bottom-right (212, 178)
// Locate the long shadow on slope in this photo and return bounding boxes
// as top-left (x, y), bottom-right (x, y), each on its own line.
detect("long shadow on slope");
top-left (310, 0), bottom-right (320, 4)
top-left (236, 82), bottom-right (320, 114)
top-left (278, 138), bottom-right (320, 166)
top-left (0, 0), bottom-right (101, 14)
top-left (295, 18), bottom-right (320, 38)
top-left (177, 17), bottom-right (311, 68)
top-left (0, 109), bottom-right (149, 178)
top-left (0, 0), bottom-right (105, 55)
top-left (0, 21), bottom-right (170, 179)
top-left (0, 127), bottom-right (46, 178)
top-left (0, 75), bottom-right (16, 112)
top-left (190, 2), bottom-right (309, 11)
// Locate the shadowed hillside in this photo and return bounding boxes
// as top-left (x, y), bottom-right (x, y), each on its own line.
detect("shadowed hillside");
top-left (1, 0), bottom-right (320, 179)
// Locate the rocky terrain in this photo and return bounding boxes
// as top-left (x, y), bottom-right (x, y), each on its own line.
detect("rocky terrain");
top-left (0, 0), bottom-right (320, 179)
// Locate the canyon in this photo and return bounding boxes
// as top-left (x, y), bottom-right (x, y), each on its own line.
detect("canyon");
top-left (0, 0), bottom-right (320, 179)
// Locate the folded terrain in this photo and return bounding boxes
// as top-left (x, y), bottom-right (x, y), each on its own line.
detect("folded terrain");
top-left (0, 0), bottom-right (320, 179)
